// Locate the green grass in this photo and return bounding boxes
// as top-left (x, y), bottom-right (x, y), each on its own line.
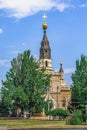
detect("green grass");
top-left (0, 119), bottom-right (87, 129)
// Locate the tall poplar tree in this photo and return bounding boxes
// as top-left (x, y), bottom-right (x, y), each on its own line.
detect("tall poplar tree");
top-left (71, 55), bottom-right (87, 110)
top-left (1, 50), bottom-right (51, 116)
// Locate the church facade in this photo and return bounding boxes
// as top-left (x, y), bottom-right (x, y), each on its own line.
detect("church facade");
top-left (39, 17), bottom-right (71, 110)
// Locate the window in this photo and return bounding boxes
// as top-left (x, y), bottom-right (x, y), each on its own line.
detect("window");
top-left (62, 98), bottom-right (66, 107)
top-left (45, 61), bottom-right (48, 67)
top-left (45, 50), bottom-right (47, 52)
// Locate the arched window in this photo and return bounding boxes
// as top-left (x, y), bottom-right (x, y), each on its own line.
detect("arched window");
top-left (62, 97), bottom-right (66, 107)
top-left (45, 61), bottom-right (48, 67)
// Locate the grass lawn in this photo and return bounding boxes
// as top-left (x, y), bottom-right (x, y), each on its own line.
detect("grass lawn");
top-left (0, 119), bottom-right (87, 129)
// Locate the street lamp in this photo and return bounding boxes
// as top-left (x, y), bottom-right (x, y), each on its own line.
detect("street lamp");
top-left (56, 86), bottom-right (59, 120)
top-left (86, 105), bottom-right (87, 125)
top-left (48, 88), bottom-right (50, 112)
top-left (47, 86), bottom-right (50, 120)
top-left (57, 86), bottom-right (59, 109)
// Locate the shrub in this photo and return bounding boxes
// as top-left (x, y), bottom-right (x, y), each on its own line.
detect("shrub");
top-left (48, 108), bottom-right (70, 120)
top-left (68, 110), bottom-right (82, 125)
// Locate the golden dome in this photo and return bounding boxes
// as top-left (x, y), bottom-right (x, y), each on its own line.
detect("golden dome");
top-left (42, 22), bottom-right (48, 29)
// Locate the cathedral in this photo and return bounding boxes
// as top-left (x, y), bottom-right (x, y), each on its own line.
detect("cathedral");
top-left (39, 15), bottom-right (71, 110)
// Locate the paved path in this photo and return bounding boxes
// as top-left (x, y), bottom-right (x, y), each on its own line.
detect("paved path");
top-left (9, 128), bottom-right (87, 130)
top-left (0, 127), bottom-right (7, 130)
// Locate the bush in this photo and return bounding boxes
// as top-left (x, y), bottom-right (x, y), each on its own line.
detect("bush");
top-left (48, 108), bottom-right (70, 120)
top-left (68, 110), bottom-right (82, 125)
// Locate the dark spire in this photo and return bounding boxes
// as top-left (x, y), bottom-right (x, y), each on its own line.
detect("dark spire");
top-left (40, 19), bottom-right (51, 59)
top-left (59, 61), bottom-right (64, 73)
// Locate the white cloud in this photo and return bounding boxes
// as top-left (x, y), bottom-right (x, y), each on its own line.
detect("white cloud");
top-left (0, 28), bottom-right (3, 34)
top-left (56, 3), bottom-right (69, 12)
top-left (0, 0), bottom-right (70, 19)
top-left (64, 68), bottom-right (75, 74)
top-left (11, 50), bottom-right (19, 54)
top-left (22, 42), bottom-right (27, 46)
top-left (0, 59), bottom-right (10, 67)
top-left (79, 3), bottom-right (87, 8)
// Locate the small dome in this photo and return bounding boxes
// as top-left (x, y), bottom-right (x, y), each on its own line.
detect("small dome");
top-left (42, 22), bottom-right (48, 29)
top-left (60, 61), bottom-right (63, 65)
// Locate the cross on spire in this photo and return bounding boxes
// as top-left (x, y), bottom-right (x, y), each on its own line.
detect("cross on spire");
top-left (42, 13), bottom-right (47, 22)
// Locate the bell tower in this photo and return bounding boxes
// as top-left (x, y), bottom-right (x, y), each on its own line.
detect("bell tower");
top-left (39, 14), bottom-right (52, 71)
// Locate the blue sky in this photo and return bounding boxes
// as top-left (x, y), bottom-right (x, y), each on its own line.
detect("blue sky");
top-left (0, 0), bottom-right (87, 88)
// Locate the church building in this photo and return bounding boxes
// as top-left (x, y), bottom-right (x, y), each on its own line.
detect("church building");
top-left (39, 15), bottom-right (71, 110)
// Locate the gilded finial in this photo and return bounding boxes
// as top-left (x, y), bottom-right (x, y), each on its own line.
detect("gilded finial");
top-left (59, 60), bottom-right (64, 73)
top-left (60, 60), bottom-right (63, 65)
top-left (42, 13), bottom-right (48, 29)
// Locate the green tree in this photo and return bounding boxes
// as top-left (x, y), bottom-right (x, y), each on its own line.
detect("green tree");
top-left (71, 55), bottom-right (87, 115)
top-left (1, 50), bottom-right (51, 117)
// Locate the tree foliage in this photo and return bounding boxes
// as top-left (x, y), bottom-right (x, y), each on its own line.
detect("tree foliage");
top-left (67, 110), bottom-right (82, 125)
top-left (71, 55), bottom-right (87, 110)
top-left (48, 108), bottom-right (70, 119)
top-left (1, 50), bottom-right (51, 116)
